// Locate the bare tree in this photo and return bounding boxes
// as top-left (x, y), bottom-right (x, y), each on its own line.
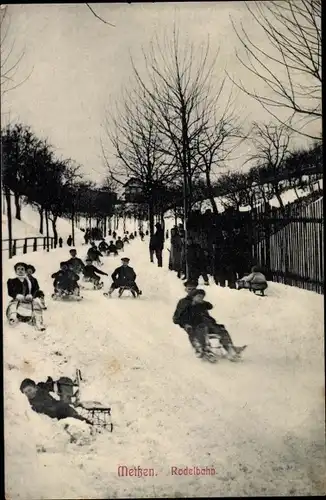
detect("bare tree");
top-left (103, 90), bottom-right (176, 235)
top-left (130, 30), bottom-right (225, 226)
top-left (246, 122), bottom-right (293, 209)
top-left (1, 5), bottom-right (32, 97)
top-left (85, 3), bottom-right (115, 27)
top-left (229, 0), bottom-right (321, 139)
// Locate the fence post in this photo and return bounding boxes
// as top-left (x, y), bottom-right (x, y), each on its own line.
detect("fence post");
top-left (33, 238), bottom-right (37, 252)
top-left (43, 237), bottom-right (46, 250)
top-left (50, 238), bottom-right (53, 249)
top-left (23, 238), bottom-right (28, 254)
top-left (12, 240), bottom-right (17, 257)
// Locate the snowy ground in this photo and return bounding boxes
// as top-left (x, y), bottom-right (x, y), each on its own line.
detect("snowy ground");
top-left (3, 221), bottom-right (325, 499)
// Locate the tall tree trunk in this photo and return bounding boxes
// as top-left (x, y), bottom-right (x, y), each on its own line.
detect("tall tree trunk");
top-left (205, 170), bottom-right (219, 216)
top-left (5, 187), bottom-right (13, 258)
top-left (45, 209), bottom-right (50, 251)
top-left (14, 192), bottom-right (21, 220)
top-left (71, 207), bottom-right (75, 246)
top-left (38, 207), bottom-right (44, 234)
top-left (274, 184), bottom-right (284, 209)
top-left (148, 197), bottom-right (155, 235)
top-left (51, 215), bottom-right (58, 246)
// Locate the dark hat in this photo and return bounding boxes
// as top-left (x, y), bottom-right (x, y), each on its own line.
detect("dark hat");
top-left (189, 288), bottom-right (206, 298)
top-left (184, 279), bottom-right (198, 288)
top-left (14, 261), bottom-right (27, 270)
top-left (70, 248), bottom-right (76, 253)
top-left (121, 257), bottom-right (130, 262)
top-left (20, 378), bottom-right (36, 392)
top-left (26, 264), bottom-right (36, 273)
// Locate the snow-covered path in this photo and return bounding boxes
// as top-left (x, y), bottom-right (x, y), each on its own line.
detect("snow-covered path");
top-left (3, 236), bottom-right (325, 498)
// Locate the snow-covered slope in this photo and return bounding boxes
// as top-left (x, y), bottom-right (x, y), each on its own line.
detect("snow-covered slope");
top-left (3, 221), bottom-right (325, 499)
top-left (2, 196), bottom-right (86, 250)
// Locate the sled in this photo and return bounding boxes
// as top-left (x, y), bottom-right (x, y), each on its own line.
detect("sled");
top-left (104, 286), bottom-right (141, 299)
top-left (6, 299), bottom-right (46, 331)
top-left (56, 369), bottom-right (113, 433)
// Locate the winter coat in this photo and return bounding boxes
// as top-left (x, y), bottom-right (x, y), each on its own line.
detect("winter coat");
top-left (111, 265), bottom-right (136, 285)
top-left (186, 301), bottom-right (214, 327)
top-left (98, 241), bottom-right (109, 252)
top-left (51, 270), bottom-right (79, 289)
top-left (115, 240), bottom-right (124, 250)
top-left (66, 257), bottom-right (85, 274)
top-left (240, 271), bottom-right (267, 285)
top-left (29, 387), bottom-right (83, 421)
top-left (67, 236), bottom-right (73, 246)
top-left (107, 244), bottom-right (118, 254)
top-left (172, 296), bottom-right (193, 328)
top-left (7, 277), bottom-right (38, 300)
top-left (169, 233), bottom-right (183, 271)
top-left (87, 247), bottom-right (102, 261)
top-left (83, 264), bottom-right (107, 279)
top-left (149, 229), bottom-right (164, 251)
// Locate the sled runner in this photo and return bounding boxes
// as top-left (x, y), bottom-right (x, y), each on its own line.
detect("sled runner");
top-left (52, 289), bottom-right (83, 301)
top-left (80, 278), bottom-right (104, 291)
top-left (55, 369), bottom-right (113, 433)
top-left (6, 299), bottom-right (46, 331)
top-left (104, 286), bottom-right (141, 298)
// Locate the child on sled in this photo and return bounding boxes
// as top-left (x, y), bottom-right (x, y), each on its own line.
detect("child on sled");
top-left (237, 265), bottom-right (268, 296)
top-left (7, 262), bottom-right (46, 331)
top-left (82, 258), bottom-right (108, 289)
top-left (106, 257), bottom-right (142, 297)
top-left (51, 262), bottom-right (81, 298)
top-left (173, 284), bottom-right (245, 361)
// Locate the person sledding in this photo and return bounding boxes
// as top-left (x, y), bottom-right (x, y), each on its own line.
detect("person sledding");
top-left (122, 235), bottom-right (129, 244)
top-left (82, 257), bottom-right (108, 289)
top-left (98, 238), bottom-right (109, 255)
top-left (7, 262), bottom-right (46, 331)
top-left (26, 264), bottom-right (47, 310)
top-left (51, 262), bottom-right (81, 299)
top-left (173, 283), bottom-right (245, 361)
top-left (237, 265), bottom-right (268, 296)
top-left (66, 249), bottom-right (85, 275)
top-left (115, 236), bottom-right (124, 251)
top-left (105, 257), bottom-right (142, 298)
top-left (107, 240), bottom-right (118, 256)
top-left (20, 378), bottom-right (93, 425)
top-left (87, 242), bottom-right (103, 265)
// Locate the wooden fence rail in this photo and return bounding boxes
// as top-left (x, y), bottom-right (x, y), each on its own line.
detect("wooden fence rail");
top-left (2, 237), bottom-right (58, 259)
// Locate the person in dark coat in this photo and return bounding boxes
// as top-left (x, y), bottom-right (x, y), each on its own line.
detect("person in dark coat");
top-left (87, 243), bottom-right (103, 264)
top-left (66, 249), bottom-right (85, 275)
top-left (186, 237), bottom-right (209, 285)
top-left (83, 257), bottom-right (108, 286)
top-left (20, 378), bottom-right (92, 425)
top-left (169, 227), bottom-right (183, 277)
top-left (112, 231), bottom-right (117, 239)
top-left (107, 240), bottom-right (118, 255)
top-left (7, 262), bottom-right (40, 300)
top-left (213, 230), bottom-right (236, 288)
top-left (98, 239), bottom-right (109, 254)
top-left (67, 235), bottom-right (73, 246)
top-left (106, 257), bottom-right (141, 296)
top-left (115, 237), bottom-right (124, 251)
top-left (139, 230), bottom-right (145, 241)
top-left (174, 287), bottom-right (245, 360)
top-left (149, 222), bottom-right (164, 267)
top-left (51, 262), bottom-right (80, 294)
top-left (58, 237), bottom-right (63, 248)
top-left (26, 264), bottom-right (46, 309)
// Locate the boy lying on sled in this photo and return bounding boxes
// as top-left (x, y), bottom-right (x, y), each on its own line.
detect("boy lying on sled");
top-left (7, 262), bottom-right (46, 331)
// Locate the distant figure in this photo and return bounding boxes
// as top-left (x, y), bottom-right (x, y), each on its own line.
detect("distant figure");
top-left (112, 231), bottom-right (117, 240)
top-left (58, 237), bottom-right (63, 248)
top-left (108, 229), bottom-right (112, 236)
top-left (139, 231), bottom-right (145, 241)
top-left (67, 235), bottom-right (73, 247)
top-left (149, 222), bottom-right (164, 267)
top-left (237, 266), bottom-right (268, 296)
top-left (115, 237), bottom-right (124, 251)
top-left (166, 230), bottom-right (169, 240)
top-left (129, 233), bottom-right (135, 240)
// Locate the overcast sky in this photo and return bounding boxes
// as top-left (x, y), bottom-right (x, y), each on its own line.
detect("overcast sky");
top-left (2, 2), bottom-right (320, 184)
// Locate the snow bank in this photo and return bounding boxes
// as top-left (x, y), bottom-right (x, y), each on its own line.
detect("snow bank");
top-left (3, 220), bottom-right (325, 498)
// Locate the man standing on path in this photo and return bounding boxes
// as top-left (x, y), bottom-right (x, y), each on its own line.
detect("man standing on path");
top-left (149, 222), bottom-right (164, 267)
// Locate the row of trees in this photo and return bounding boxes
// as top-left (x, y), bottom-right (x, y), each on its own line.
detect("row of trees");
top-left (102, 0), bottom-right (321, 231)
top-left (1, 123), bottom-right (117, 256)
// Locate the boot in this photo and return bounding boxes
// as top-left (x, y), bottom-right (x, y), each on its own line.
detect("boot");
top-left (192, 338), bottom-right (204, 358)
top-left (227, 346), bottom-right (240, 362)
